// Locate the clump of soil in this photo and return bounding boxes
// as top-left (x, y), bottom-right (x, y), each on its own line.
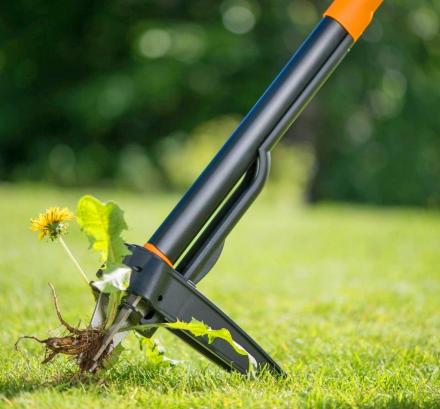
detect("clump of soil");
top-left (15, 284), bottom-right (110, 372)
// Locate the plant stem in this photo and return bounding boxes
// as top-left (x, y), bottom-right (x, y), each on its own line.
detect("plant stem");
top-left (59, 237), bottom-right (90, 286)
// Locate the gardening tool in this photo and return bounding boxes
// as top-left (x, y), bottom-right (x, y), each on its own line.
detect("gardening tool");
top-left (84, 0), bottom-right (384, 374)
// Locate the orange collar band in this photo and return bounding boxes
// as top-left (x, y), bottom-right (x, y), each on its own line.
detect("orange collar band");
top-left (324, 0), bottom-right (384, 41)
top-left (144, 242), bottom-right (174, 267)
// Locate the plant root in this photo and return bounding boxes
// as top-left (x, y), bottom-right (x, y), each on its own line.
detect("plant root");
top-left (15, 283), bottom-right (111, 372)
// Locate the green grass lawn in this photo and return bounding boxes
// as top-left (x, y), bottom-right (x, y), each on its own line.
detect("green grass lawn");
top-left (0, 183), bottom-right (439, 408)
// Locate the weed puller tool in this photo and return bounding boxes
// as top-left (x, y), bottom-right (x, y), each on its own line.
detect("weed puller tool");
top-left (84, 0), bottom-right (383, 374)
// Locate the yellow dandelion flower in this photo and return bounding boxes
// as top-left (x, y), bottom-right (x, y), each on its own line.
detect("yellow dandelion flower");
top-left (30, 207), bottom-right (75, 241)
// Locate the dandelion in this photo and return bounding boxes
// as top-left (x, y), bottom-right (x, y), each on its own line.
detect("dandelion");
top-left (30, 207), bottom-right (74, 241)
top-left (30, 207), bottom-right (89, 285)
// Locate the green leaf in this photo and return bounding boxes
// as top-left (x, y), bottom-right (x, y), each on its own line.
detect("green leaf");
top-left (105, 291), bottom-right (124, 329)
top-left (76, 195), bottom-right (130, 268)
top-left (138, 337), bottom-right (180, 366)
top-left (125, 319), bottom-right (257, 373)
top-left (165, 320), bottom-right (255, 364)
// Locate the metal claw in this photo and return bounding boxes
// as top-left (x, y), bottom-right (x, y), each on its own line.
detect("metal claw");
top-left (88, 295), bottom-right (141, 372)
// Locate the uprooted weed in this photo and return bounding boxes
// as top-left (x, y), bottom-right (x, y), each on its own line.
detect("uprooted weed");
top-left (15, 284), bottom-right (110, 373)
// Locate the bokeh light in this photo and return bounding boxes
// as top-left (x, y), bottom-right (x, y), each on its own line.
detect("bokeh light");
top-left (221, 1), bottom-right (256, 35)
top-left (138, 29), bottom-right (172, 58)
top-left (409, 6), bottom-right (439, 41)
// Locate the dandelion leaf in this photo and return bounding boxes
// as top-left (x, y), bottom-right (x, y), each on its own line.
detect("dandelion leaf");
top-left (77, 195), bottom-right (130, 268)
top-left (127, 318), bottom-right (257, 372)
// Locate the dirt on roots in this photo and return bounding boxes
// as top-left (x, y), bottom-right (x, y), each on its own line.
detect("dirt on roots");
top-left (15, 284), bottom-right (110, 372)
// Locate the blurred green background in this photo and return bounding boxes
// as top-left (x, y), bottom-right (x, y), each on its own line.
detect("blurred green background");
top-left (1, 0), bottom-right (439, 206)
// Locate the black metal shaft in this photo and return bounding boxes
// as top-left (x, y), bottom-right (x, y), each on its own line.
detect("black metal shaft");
top-left (149, 17), bottom-right (354, 262)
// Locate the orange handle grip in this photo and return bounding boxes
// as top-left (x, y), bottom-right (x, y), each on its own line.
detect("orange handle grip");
top-left (324, 0), bottom-right (384, 41)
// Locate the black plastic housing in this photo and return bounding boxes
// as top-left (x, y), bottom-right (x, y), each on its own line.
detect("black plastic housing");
top-left (126, 245), bottom-right (283, 374)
